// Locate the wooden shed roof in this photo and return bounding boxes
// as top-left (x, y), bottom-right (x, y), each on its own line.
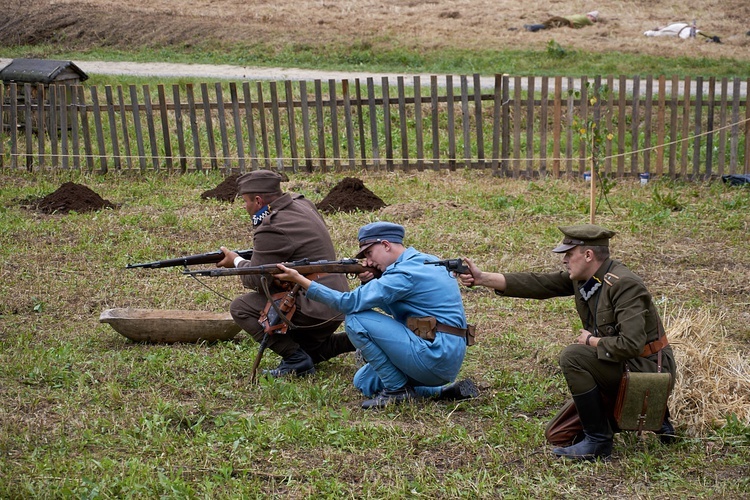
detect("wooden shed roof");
top-left (0, 59), bottom-right (89, 84)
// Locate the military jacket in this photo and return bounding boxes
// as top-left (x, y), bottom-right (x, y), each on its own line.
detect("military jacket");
top-left (237, 192), bottom-right (348, 321)
top-left (500, 259), bottom-right (676, 378)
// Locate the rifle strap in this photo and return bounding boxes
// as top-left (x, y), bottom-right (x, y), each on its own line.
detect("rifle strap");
top-left (186, 273), bottom-right (234, 302)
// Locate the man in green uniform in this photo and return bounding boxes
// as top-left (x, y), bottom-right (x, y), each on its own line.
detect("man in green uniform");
top-left (459, 224), bottom-right (676, 460)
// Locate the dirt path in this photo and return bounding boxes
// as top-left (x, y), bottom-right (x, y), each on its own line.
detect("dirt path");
top-left (0, 58), bottom-right (448, 84)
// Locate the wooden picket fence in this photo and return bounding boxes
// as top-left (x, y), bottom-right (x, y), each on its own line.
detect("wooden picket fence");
top-left (1, 74), bottom-right (749, 178)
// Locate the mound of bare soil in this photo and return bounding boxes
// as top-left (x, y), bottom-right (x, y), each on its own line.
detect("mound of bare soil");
top-left (31, 182), bottom-right (115, 214)
top-left (201, 174), bottom-right (240, 202)
top-left (316, 177), bottom-right (386, 213)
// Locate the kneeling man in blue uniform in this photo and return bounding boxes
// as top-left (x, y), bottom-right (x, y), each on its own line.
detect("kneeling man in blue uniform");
top-left (275, 221), bottom-right (478, 409)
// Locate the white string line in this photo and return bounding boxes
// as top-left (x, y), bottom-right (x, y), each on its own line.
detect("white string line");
top-left (6, 115), bottom-right (750, 165)
top-left (601, 115), bottom-right (750, 163)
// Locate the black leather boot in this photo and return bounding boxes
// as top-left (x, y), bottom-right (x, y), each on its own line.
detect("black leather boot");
top-left (361, 385), bottom-right (416, 410)
top-left (435, 378), bottom-right (479, 401)
top-left (552, 387), bottom-right (613, 461)
top-left (655, 408), bottom-right (676, 444)
top-left (263, 348), bottom-right (315, 378)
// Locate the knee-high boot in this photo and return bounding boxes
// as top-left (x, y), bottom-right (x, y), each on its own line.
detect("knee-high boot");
top-left (552, 386), bottom-right (613, 461)
top-left (656, 407), bottom-right (676, 444)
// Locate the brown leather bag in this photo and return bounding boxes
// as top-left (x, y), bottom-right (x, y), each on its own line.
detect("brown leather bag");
top-left (614, 328), bottom-right (672, 434)
top-left (544, 399), bottom-right (584, 446)
top-left (613, 366), bottom-right (671, 433)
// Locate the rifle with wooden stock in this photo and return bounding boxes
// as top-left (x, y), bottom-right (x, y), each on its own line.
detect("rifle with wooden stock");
top-left (183, 258), bottom-right (377, 278)
top-left (185, 258), bottom-right (377, 383)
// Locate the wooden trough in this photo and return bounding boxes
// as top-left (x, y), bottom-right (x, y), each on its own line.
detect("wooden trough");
top-left (100, 308), bottom-right (242, 344)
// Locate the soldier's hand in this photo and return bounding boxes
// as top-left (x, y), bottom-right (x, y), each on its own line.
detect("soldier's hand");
top-left (577, 329), bottom-right (597, 346)
top-left (458, 257), bottom-right (480, 287)
top-left (217, 246), bottom-right (239, 268)
top-left (358, 270), bottom-right (376, 283)
top-left (275, 264), bottom-right (313, 290)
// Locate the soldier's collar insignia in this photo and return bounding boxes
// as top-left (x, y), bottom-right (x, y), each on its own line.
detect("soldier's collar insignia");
top-left (252, 205), bottom-right (270, 227)
top-left (579, 275), bottom-right (602, 301)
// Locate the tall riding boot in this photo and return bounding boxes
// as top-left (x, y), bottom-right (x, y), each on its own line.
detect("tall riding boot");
top-left (655, 407), bottom-right (676, 444)
top-left (552, 387), bottom-right (613, 461)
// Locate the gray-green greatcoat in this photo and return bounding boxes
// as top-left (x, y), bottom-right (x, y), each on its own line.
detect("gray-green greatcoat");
top-left (499, 258), bottom-right (676, 398)
top-left (229, 192), bottom-right (353, 362)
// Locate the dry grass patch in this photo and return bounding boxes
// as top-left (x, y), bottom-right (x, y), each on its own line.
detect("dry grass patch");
top-left (669, 306), bottom-right (750, 437)
top-left (3, 0), bottom-right (749, 62)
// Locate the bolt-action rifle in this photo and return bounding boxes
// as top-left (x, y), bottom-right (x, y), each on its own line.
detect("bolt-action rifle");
top-left (184, 257), bottom-right (378, 383)
top-left (183, 258), bottom-right (377, 278)
top-left (126, 249), bottom-right (254, 269)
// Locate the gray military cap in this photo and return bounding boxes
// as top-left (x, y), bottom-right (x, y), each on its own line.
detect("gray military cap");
top-left (552, 224), bottom-right (617, 253)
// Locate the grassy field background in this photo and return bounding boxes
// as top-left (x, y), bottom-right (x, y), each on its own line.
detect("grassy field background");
top-left (1, 170), bottom-right (749, 497)
top-left (2, 0), bottom-right (750, 496)
top-left (2, 0), bottom-right (750, 76)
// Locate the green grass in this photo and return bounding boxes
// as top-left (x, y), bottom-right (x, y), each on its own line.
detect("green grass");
top-left (4, 42), bottom-right (750, 78)
top-left (1, 170), bottom-right (749, 497)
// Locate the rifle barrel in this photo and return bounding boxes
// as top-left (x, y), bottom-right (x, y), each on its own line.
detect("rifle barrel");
top-left (184, 259), bottom-right (376, 278)
top-left (126, 249), bottom-right (253, 269)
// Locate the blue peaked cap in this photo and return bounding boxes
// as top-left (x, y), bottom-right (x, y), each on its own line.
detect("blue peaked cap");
top-left (355, 222), bottom-right (405, 258)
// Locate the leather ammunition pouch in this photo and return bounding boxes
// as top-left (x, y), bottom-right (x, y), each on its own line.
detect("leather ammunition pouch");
top-left (406, 316), bottom-right (476, 346)
top-left (407, 316), bottom-right (437, 341)
top-left (258, 290), bottom-right (297, 335)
